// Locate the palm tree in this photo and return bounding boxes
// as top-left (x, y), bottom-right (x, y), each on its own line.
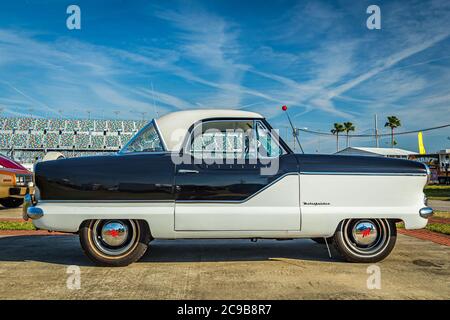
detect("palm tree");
top-left (343, 122), bottom-right (355, 147)
top-left (384, 116), bottom-right (401, 148)
top-left (331, 123), bottom-right (345, 152)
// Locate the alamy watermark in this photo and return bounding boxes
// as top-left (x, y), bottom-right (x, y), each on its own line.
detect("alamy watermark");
top-left (168, 124), bottom-right (281, 176)
top-left (366, 5), bottom-right (381, 30)
top-left (66, 5), bottom-right (81, 30)
top-left (366, 264), bottom-right (381, 289)
top-left (66, 265), bottom-right (81, 290)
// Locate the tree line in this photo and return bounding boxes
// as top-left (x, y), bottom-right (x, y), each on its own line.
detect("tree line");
top-left (331, 116), bottom-right (401, 152)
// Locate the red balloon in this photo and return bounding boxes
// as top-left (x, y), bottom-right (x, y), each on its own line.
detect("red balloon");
top-left (282, 105), bottom-right (288, 111)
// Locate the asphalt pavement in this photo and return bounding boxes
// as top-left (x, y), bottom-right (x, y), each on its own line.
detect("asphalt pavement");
top-left (0, 234), bottom-right (448, 299)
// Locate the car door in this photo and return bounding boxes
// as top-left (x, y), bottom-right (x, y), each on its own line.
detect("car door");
top-left (174, 119), bottom-right (300, 231)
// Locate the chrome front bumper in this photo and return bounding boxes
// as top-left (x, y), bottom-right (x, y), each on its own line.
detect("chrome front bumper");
top-left (419, 207), bottom-right (434, 219)
top-left (22, 194), bottom-right (43, 221)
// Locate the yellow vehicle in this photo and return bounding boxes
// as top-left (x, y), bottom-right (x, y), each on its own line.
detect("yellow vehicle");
top-left (0, 155), bottom-right (33, 208)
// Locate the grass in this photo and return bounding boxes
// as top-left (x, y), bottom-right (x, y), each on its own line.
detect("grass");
top-left (434, 211), bottom-right (450, 219)
top-left (424, 185), bottom-right (450, 200)
top-left (397, 211), bottom-right (450, 236)
top-left (396, 222), bottom-right (405, 229)
top-left (426, 223), bottom-right (450, 235)
top-left (0, 221), bottom-right (36, 231)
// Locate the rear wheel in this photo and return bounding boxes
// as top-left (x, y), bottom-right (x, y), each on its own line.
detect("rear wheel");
top-left (333, 219), bottom-right (396, 263)
top-left (79, 219), bottom-right (150, 267)
top-left (0, 197), bottom-right (24, 208)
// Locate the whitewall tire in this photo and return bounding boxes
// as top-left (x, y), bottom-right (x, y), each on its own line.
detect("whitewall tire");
top-left (79, 219), bottom-right (151, 267)
top-left (333, 219), bottom-right (397, 263)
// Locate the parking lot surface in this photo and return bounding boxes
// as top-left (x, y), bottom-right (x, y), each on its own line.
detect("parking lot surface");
top-left (0, 233), bottom-right (448, 299)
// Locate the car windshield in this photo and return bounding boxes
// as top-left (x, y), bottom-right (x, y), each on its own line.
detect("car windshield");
top-left (120, 121), bottom-right (164, 153)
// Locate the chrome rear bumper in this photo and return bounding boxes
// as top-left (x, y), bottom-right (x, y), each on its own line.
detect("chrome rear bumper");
top-left (22, 194), bottom-right (43, 221)
top-left (419, 207), bottom-right (434, 219)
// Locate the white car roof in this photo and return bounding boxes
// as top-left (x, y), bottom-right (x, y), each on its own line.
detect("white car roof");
top-left (155, 109), bottom-right (264, 152)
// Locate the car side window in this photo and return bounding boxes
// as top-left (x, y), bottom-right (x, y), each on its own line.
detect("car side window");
top-left (255, 121), bottom-right (285, 158)
top-left (189, 120), bottom-right (255, 160)
top-left (121, 121), bottom-right (164, 153)
top-left (188, 120), bottom-right (285, 160)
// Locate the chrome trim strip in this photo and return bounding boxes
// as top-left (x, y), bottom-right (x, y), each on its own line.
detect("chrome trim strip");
top-left (153, 119), bottom-right (168, 151)
top-left (38, 200), bottom-right (175, 204)
top-left (300, 171), bottom-right (427, 176)
top-left (178, 169), bottom-right (200, 174)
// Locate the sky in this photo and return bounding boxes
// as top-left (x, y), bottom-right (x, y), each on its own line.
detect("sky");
top-left (0, 0), bottom-right (449, 154)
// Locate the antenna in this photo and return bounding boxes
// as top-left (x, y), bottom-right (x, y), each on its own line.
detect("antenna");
top-left (282, 105), bottom-right (304, 154)
top-left (151, 81), bottom-right (159, 118)
top-left (374, 114), bottom-right (379, 147)
top-left (139, 111), bottom-right (147, 121)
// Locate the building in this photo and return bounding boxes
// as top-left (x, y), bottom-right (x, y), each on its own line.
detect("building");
top-left (0, 117), bottom-right (148, 165)
top-left (410, 149), bottom-right (450, 184)
top-left (335, 147), bottom-right (417, 159)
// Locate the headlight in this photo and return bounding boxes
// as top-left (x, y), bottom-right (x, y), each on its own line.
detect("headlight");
top-left (15, 174), bottom-right (33, 186)
top-left (15, 175), bottom-right (25, 186)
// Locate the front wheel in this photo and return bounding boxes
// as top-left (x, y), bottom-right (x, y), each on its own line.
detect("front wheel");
top-left (333, 219), bottom-right (397, 263)
top-left (79, 219), bottom-right (151, 267)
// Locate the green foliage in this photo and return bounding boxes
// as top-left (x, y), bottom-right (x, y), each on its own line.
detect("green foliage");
top-left (424, 185), bottom-right (450, 200)
top-left (384, 116), bottom-right (401, 129)
top-left (426, 223), bottom-right (450, 235)
top-left (343, 122), bottom-right (355, 133)
top-left (0, 221), bottom-right (36, 230)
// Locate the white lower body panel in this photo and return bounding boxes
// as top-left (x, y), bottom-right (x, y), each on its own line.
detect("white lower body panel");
top-left (298, 174), bottom-right (428, 237)
top-left (32, 174), bottom-right (428, 238)
top-left (174, 175), bottom-right (301, 231)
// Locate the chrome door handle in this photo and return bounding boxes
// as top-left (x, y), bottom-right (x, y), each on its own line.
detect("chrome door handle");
top-left (178, 169), bottom-right (199, 174)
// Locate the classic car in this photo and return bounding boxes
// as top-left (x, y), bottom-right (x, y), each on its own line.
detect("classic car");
top-left (0, 155), bottom-right (34, 208)
top-left (24, 109), bottom-right (433, 266)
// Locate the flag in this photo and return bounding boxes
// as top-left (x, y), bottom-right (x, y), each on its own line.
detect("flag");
top-left (418, 132), bottom-right (426, 155)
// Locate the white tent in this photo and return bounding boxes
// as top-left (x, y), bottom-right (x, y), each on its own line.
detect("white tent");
top-left (335, 147), bottom-right (417, 159)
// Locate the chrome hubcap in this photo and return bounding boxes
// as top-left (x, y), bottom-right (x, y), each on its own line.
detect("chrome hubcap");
top-left (352, 221), bottom-right (378, 246)
top-left (342, 219), bottom-right (390, 257)
top-left (101, 221), bottom-right (128, 247)
top-left (91, 220), bottom-right (138, 256)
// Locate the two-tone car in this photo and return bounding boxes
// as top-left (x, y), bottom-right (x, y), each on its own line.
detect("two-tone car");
top-left (0, 155), bottom-right (33, 208)
top-left (24, 109), bottom-right (433, 266)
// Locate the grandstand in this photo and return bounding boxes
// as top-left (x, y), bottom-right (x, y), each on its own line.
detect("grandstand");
top-left (0, 117), bottom-right (148, 165)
